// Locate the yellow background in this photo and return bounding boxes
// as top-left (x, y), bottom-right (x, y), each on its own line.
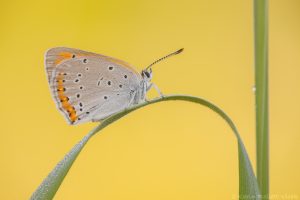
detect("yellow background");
top-left (0, 0), bottom-right (299, 199)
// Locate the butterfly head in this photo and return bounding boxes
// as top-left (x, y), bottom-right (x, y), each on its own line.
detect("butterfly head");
top-left (141, 68), bottom-right (153, 82)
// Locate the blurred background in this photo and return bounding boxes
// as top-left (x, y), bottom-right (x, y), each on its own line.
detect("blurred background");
top-left (0, 0), bottom-right (299, 199)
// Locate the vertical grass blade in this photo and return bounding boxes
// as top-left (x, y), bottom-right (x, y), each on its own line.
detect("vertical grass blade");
top-left (254, 0), bottom-right (269, 199)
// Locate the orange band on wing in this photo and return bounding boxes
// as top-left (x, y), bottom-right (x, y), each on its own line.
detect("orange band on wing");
top-left (55, 52), bottom-right (72, 64)
top-left (56, 74), bottom-right (77, 122)
top-left (55, 52), bottom-right (84, 65)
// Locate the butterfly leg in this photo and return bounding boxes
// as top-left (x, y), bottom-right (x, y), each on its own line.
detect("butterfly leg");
top-left (147, 83), bottom-right (164, 97)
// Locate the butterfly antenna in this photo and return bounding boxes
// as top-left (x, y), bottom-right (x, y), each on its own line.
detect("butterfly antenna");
top-left (145, 48), bottom-right (184, 70)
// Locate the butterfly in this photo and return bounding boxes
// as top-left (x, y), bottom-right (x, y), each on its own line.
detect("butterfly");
top-left (45, 47), bottom-right (183, 125)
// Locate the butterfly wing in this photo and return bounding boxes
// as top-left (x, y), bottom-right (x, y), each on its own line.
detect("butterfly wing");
top-left (45, 47), bottom-right (142, 125)
top-left (45, 47), bottom-right (139, 83)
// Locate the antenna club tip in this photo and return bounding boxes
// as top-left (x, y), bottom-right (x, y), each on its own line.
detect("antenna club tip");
top-left (177, 48), bottom-right (184, 54)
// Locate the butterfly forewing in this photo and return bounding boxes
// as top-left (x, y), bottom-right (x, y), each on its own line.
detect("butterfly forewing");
top-left (45, 47), bottom-right (142, 125)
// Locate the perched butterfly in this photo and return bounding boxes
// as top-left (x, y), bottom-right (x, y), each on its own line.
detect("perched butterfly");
top-left (45, 47), bottom-right (183, 125)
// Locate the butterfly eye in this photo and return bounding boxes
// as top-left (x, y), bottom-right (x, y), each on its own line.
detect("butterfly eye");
top-left (143, 71), bottom-right (150, 78)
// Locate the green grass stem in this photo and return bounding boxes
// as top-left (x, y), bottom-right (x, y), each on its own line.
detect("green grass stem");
top-left (254, 0), bottom-right (269, 199)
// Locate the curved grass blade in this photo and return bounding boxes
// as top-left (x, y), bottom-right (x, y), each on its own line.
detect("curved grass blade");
top-left (30, 95), bottom-right (260, 200)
